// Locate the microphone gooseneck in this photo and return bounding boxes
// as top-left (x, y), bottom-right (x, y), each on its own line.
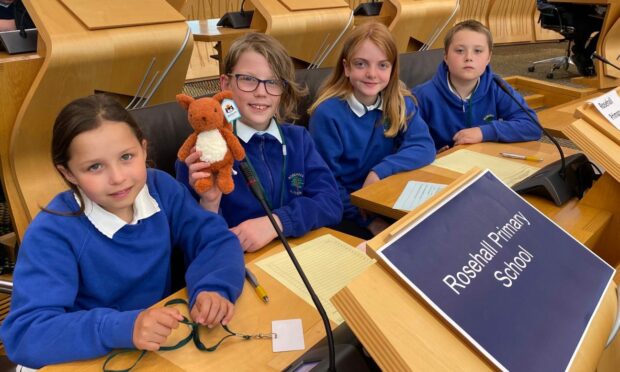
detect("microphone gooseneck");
top-left (492, 75), bottom-right (567, 178)
top-left (591, 52), bottom-right (620, 71)
top-left (238, 161), bottom-right (337, 372)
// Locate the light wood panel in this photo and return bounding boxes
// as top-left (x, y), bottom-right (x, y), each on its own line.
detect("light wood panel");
top-left (250, 0), bottom-right (352, 67)
top-left (0, 53), bottom-right (43, 239)
top-left (506, 75), bottom-right (598, 107)
top-left (186, 41), bottom-right (220, 80)
top-left (383, 0), bottom-right (457, 52)
top-left (7, 0), bottom-right (192, 240)
top-left (564, 112), bottom-right (620, 266)
top-left (455, 0), bottom-right (492, 25)
top-left (59, 0), bottom-right (185, 29)
top-left (333, 264), bottom-right (495, 371)
top-left (456, 0), bottom-right (561, 44)
top-left (600, 1), bottom-right (620, 84)
top-left (488, 0), bottom-right (537, 44)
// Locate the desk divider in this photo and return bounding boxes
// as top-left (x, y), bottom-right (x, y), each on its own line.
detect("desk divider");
top-left (334, 168), bottom-right (617, 371)
top-left (59, 0), bottom-right (185, 30)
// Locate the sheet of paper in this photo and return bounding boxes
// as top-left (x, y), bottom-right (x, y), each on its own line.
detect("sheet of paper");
top-left (393, 181), bottom-right (447, 211)
top-left (272, 319), bottom-right (305, 352)
top-left (432, 149), bottom-right (539, 186)
top-left (256, 234), bottom-right (375, 325)
top-left (589, 89), bottom-right (620, 131)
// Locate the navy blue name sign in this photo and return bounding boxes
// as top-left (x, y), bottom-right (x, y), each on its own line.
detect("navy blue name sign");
top-left (377, 171), bottom-right (615, 371)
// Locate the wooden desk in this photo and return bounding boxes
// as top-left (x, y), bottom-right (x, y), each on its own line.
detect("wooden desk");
top-left (351, 141), bottom-right (612, 250)
top-left (40, 228), bottom-right (362, 371)
top-left (0, 51), bottom-right (43, 240)
top-left (187, 19), bottom-right (258, 74)
top-left (538, 90), bottom-right (607, 138)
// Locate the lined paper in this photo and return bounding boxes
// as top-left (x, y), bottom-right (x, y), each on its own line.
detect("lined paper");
top-left (394, 181), bottom-right (447, 211)
top-left (256, 234), bottom-right (375, 325)
top-left (433, 149), bottom-right (539, 186)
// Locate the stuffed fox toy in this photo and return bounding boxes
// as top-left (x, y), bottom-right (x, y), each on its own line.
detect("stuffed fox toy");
top-left (177, 91), bottom-right (245, 194)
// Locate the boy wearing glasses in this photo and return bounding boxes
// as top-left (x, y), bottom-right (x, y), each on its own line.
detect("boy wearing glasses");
top-left (176, 33), bottom-right (342, 252)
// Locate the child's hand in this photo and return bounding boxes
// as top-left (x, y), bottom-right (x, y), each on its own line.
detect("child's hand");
top-left (452, 127), bottom-right (483, 146)
top-left (367, 216), bottom-right (391, 236)
top-left (361, 171), bottom-right (380, 189)
top-left (191, 291), bottom-right (235, 327)
top-left (184, 148), bottom-right (223, 212)
top-left (230, 215), bottom-right (281, 252)
top-left (133, 307), bottom-right (183, 351)
top-left (437, 145), bottom-right (450, 153)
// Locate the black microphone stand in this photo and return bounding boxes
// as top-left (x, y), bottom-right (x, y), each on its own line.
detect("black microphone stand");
top-left (353, 0), bottom-right (383, 16)
top-left (216, 0), bottom-right (254, 29)
top-left (493, 76), bottom-right (596, 205)
top-left (591, 52), bottom-right (620, 71)
top-left (238, 161), bottom-right (369, 372)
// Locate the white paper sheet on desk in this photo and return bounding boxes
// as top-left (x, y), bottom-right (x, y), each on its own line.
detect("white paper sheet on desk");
top-left (432, 149), bottom-right (539, 186)
top-left (394, 181), bottom-right (447, 211)
top-left (255, 234), bottom-right (375, 325)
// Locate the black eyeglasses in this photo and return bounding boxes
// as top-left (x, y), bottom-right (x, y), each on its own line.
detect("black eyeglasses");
top-left (228, 74), bottom-right (287, 96)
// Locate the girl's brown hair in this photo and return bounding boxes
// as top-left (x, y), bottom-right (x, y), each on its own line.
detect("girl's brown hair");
top-left (47, 94), bottom-right (145, 215)
top-left (223, 32), bottom-right (307, 121)
top-left (308, 22), bottom-right (412, 137)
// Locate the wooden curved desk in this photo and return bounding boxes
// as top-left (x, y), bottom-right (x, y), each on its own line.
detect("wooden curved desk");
top-left (6, 0), bottom-right (192, 240)
top-left (351, 141), bottom-right (613, 254)
top-left (0, 52), bottom-right (43, 239)
top-left (383, 0), bottom-right (457, 51)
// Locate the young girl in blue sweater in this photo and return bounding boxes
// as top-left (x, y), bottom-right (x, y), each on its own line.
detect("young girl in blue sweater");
top-left (176, 33), bottom-right (342, 252)
top-left (413, 19), bottom-right (542, 152)
top-left (308, 22), bottom-right (435, 237)
top-left (0, 95), bottom-right (245, 368)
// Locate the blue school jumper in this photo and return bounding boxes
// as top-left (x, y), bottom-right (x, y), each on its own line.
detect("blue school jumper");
top-left (0, 169), bottom-right (245, 368)
top-left (309, 95), bottom-right (435, 225)
top-left (413, 62), bottom-right (542, 150)
top-left (176, 121), bottom-right (343, 237)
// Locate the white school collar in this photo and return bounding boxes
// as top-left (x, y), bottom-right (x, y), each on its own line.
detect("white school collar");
top-left (75, 184), bottom-right (160, 239)
top-left (346, 94), bottom-right (383, 117)
top-left (446, 73), bottom-right (480, 100)
top-left (235, 118), bottom-right (283, 144)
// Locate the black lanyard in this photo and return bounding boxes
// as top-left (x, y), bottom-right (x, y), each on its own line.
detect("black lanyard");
top-left (233, 120), bottom-right (287, 209)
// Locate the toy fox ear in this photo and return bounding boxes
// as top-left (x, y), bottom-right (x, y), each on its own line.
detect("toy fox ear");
top-left (213, 90), bottom-right (234, 103)
top-left (176, 94), bottom-right (194, 110)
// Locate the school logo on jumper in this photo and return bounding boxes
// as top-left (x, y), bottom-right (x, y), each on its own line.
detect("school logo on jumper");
top-left (288, 173), bottom-right (304, 195)
top-left (483, 114), bottom-right (495, 122)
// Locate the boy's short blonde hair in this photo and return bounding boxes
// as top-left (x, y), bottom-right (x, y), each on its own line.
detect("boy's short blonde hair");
top-left (443, 19), bottom-right (493, 54)
top-left (223, 33), bottom-right (307, 121)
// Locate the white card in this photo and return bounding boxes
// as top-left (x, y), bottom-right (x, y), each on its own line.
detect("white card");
top-left (589, 89), bottom-right (620, 131)
top-left (272, 319), bottom-right (305, 352)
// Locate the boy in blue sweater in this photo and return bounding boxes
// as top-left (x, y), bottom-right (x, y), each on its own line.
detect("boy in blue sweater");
top-left (177, 33), bottom-right (342, 252)
top-left (0, 95), bottom-right (245, 368)
top-left (413, 19), bottom-right (542, 152)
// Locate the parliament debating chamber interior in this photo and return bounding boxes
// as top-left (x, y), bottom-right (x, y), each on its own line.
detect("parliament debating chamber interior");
top-left (2, 0), bottom-right (620, 370)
